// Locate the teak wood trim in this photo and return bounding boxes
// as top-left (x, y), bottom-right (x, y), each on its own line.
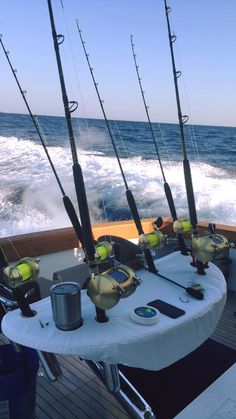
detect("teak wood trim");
top-left (1, 218), bottom-right (236, 262)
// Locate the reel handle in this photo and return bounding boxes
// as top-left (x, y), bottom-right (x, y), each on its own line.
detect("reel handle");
top-left (186, 287), bottom-right (204, 300)
top-left (0, 284), bottom-right (18, 309)
top-left (0, 284), bottom-right (36, 317)
top-left (12, 287), bottom-right (36, 317)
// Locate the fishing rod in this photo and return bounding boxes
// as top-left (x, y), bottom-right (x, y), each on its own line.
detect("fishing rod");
top-left (76, 21), bottom-right (162, 275)
top-left (0, 35), bottom-right (115, 269)
top-left (163, 1), bottom-right (230, 273)
top-left (163, 0), bottom-right (207, 275)
top-left (76, 23), bottom-right (205, 300)
top-left (47, 0), bottom-right (96, 266)
top-left (47, 0), bottom-right (142, 318)
top-left (0, 35), bottom-right (84, 249)
top-left (130, 34), bottom-right (190, 256)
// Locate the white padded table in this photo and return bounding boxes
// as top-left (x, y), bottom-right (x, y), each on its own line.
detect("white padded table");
top-left (2, 252), bottom-right (226, 371)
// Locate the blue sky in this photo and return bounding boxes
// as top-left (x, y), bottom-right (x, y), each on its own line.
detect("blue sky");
top-left (1, 0), bottom-right (236, 126)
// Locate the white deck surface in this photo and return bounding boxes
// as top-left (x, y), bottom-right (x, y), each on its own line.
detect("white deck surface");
top-left (175, 362), bottom-right (236, 419)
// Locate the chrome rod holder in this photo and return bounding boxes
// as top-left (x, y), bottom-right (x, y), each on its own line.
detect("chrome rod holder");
top-left (85, 360), bottom-right (156, 418)
top-left (37, 350), bottom-right (62, 382)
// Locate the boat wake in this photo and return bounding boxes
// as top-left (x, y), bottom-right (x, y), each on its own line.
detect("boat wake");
top-left (1, 134), bottom-right (235, 236)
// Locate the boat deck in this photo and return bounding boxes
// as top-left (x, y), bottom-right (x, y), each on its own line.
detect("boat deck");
top-left (1, 242), bottom-right (236, 419)
top-left (35, 355), bottom-right (131, 419)
top-left (0, 288), bottom-right (235, 419)
top-left (36, 289), bottom-right (236, 418)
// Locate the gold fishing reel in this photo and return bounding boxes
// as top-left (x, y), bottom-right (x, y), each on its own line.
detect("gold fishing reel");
top-left (87, 264), bottom-right (141, 310)
top-left (192, 233), bottom-right (229, 263)
top-left (3, 257), bottom-right (40, 288)
top-left (173, 219), bottom-right (192, 235)
top-left (139, 230), bottom-right (166, 249)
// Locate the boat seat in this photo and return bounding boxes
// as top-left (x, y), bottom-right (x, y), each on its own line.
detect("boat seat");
top-left (97, 235), bottom-right (142, 264)
top-left (97, 234), bottom-right (146, 271)
top-left (53, 263), bottom-right (89, 288)
top-left (212, 256), bottom-right (231, 281)
top-left (35, 263), bottom-right (90, 300)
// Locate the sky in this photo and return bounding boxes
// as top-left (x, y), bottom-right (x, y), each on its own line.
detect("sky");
top-left (0, 0), bottom-right (236, 127)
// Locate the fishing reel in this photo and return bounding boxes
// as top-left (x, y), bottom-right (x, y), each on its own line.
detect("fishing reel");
top-left (0, 257), bottom-right (40, 318)
top-left (87, 264), bottom-right (141, 310)
top-left (2, 257), bottom-right (40, 288)
top-left (139, 230), bottom-right (166, 250)
top-left (95, 241), bottom-right (113, 263)
top-left (173, 219), bottom-right (192, 235)
top-left (192, 233), bottom-right (229, 263)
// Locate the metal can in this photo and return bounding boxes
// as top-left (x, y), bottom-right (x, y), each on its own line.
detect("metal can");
top-left (50, 282), bottom-right (83, 331)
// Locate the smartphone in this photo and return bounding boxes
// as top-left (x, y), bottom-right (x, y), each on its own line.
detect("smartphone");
top-left (147, 299), bottom-right (185, 319)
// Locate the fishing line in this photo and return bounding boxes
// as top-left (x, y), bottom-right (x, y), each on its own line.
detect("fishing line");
top-left (6, 239), bottom-right (22, 261)
top-left (59, 2), bottom-right (152, 228)
top-left (59, 1), bottom-right (112, 230)
top-left (163, 0), bottom-right (229, 274)
top-left (47, 0), bottom-right (97, 266)
top-left (165, 5), bottom-right (211, 222)
top-left (108, 119), bottom-right (152, 221)
top-left (47, 2), bottom-right (141, 313)
top-left (187, 125), bottom-right (210, 217)
top-left (0, 247), bottom-right (9, 265)
top-left (0, 35), bottom-right (85, 250)
top-left (175, 55), bottom-right (209, 206)
top-left (58, 0), bottom-right (83, 122)
top-left (0, 233), bottom-right (22, 263)
top-left (164, 23), bottom-right (211, 219)
top-left (156, 123), bottom-right (172, 164)
top-left (111, 121), bottom-right (129, 159)
top-left (75, 22), bottom-right (205, 300)
top-left (189, 124), bottom-right (213, 221)
top-left (130, 34), bottom-right (189, 255)
top-left (163, 0), bottom-right (206, 274)
top-left (47, 0), bottom-right (130, 321)
top-left (112, 119), bottom-right (154, 220)
top-left (76, 20), bottom-right (159, 274)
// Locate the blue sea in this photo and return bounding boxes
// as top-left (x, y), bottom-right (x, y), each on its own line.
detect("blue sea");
top-left (0, 112), bottom-right (236, 237)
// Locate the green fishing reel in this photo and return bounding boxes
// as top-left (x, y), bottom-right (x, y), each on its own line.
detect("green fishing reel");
top-left (173, 219), bottom-right (192, 235)
top-left (87, 264), bottom-right (141, 310)
top-left (95, 241), bottom-right (113, 262)
top-left (192, 233), bottom-right (229, 263)
top-left (139, 230), bottom-right (166, 249)
top-left (3, 257), bottom-right (40, 288)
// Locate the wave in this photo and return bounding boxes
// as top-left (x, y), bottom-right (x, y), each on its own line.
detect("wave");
top-left (0, 135), bottom-right (235, 236)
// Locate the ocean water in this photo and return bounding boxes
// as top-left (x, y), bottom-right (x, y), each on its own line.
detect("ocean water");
top-left (0, 112), bottom-right (236, 237)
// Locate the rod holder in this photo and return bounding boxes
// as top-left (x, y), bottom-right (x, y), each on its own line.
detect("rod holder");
top-left (95, 306), bottom-right (109, 323)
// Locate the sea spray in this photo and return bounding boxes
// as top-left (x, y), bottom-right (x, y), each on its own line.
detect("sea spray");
top-left (0, 114), bottom-right (236, 236)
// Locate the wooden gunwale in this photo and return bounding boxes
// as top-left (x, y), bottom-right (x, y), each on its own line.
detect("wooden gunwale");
top-left (1, 217), bottom-right (236, 262)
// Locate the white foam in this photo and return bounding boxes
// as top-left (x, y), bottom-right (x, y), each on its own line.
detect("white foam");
top-left (0, 135), bottom-right (235, 236)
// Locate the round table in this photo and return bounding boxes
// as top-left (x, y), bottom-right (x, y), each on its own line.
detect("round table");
top-left (2, 252), bottom-right (226, 371)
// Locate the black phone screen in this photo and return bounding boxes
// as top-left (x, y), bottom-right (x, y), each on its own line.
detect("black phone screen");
top-left (147, 299), bottom-right (185, 319)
